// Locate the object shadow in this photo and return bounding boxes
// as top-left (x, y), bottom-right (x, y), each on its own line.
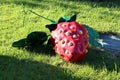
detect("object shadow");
top-left (1, 0), bottom-right (120, 10)
top-left (99, 33), bottom-right (120, 49)
top-left (99, 31), bottom-right (120, 37)
top-left (78, 31), bottom-right (120, 72)
top-left (25, 45), bottom-right (56, 56)
top-left (0, 55), bottom-right (81, 80)
top-left (64, 0), bottom-right (120, 8)
top-left (78, 47), bottom-right (120, 72)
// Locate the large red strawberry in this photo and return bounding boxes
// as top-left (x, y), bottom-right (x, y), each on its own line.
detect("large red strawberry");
top-left (46, 15), bottom-right (89, 62)
top-left (51, 22), bottom-right (88, 62)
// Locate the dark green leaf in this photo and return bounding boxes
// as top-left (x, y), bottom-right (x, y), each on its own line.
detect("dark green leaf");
top-left (12, 38), bottom-right (26, 48)
top-left (26, 31), bottom-right (48, 47)
top-left (47, 38), bottom-right (52, 46)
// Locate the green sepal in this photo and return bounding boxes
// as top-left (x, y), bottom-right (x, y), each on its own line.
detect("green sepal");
top-left (12, 38), bottom-right (27, 48)
top-left (63, 16), bottom-right (70, 21)
top-left (58, 17), bottom-right (66, 23)
top-left (46, 14), bottom-right (76, 32)
top-left (68, 14), bottom-right (76, 22)
top-left (58, 14), bottom-right (76, 23)
top-left (46, 24), bottom-right (57, 32)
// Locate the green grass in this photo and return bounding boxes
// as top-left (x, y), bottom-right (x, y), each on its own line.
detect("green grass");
top-left (0, 0), bottom-right (120, 80)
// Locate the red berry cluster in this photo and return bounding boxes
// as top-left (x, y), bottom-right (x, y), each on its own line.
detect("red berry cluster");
top-left (50, 21), bottom-right (89, 62)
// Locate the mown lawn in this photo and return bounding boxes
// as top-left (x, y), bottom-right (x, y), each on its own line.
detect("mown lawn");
top-left (0, 0), bottom-right (120, 80)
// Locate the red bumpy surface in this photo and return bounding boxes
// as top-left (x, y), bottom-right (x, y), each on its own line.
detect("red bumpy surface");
top-left (51, 21), bottom-right (89, 62)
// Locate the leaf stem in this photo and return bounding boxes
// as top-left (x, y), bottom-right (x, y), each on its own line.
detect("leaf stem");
top-left (29, 10), bottom-right (57, 24)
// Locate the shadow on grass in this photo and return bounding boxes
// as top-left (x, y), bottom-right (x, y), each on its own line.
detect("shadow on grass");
top-left (64, 0), bottom-right (120, 8)
top-left (38, 0), bottom-right (120, 9)
top-left (1, 0), bottom-right (120, 10)
top-left (79, 32), bottom-right (120, 71)
top-left (25, 45), bottom-right (56, 56)
top-left (27, 43), bottom-right (120, 72)
top-left (78, 47), bottom-right (120, 72)
top-left (0, 55), bottom-right (82, 80)
top-left (99, 31), bottom-right (120, 37)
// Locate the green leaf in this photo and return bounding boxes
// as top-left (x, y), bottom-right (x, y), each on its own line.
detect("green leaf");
top-left (12, 38), bottom-right (27, 48)
top-left (84, 24), bottom-right (99, 39)
top-left (26, 31), bottom-right (48, 47)
top-left (47, 38), bottom-right (52, 46)
top-left (89, 37), bottom-right (102, 47)
top-left (83, 24), bottom-right (102, 47)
